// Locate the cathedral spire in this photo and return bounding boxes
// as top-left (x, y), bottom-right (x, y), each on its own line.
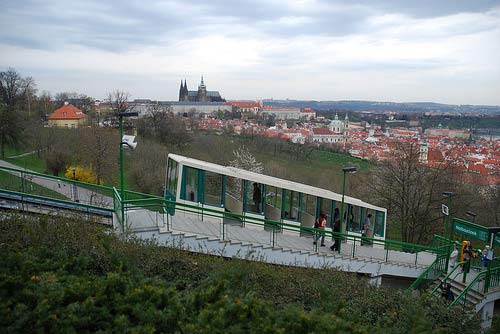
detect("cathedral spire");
top-left (179, 80), bottom-right (184, 101)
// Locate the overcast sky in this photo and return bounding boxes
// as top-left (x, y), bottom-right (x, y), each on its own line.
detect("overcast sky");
top-left (1, 0), bottom-right (500, 105)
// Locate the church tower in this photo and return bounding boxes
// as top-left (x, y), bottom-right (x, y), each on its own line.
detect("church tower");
top-left (178, 80), bottom-right (184, 101)
top-left (183, 79), bottom-right (189, 101)
top-left (344, 113), bottom-right (349, 138)
top-left (198, 75), bottom-right (207, 102)
top-left (419, 141), bottom-right (428, 163)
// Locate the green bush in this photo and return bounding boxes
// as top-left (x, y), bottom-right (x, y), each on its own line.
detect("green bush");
top-left (0, 215), bottom-right (481, 333)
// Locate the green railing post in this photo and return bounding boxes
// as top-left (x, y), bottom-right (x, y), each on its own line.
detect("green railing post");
top-left (352, 237), bottom-right (356, 257)
top-left (338, 172), bottom-right (346, 254)
top-left (484, 262), bottom-right (491, 293)
top-left (462, 259), bottom-right (470, 283)
top-left (272, 224), bottom-right (276, 247)
top-left (119, 114), bottom-right (125, 232)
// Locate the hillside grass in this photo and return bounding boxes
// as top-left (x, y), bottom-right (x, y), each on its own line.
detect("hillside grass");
top-left (5, 154), bottom-right (48, 174)
top-left (0, 171), bottom-right (68, 200)
top-left (0, 214), bottom-right (482, 333)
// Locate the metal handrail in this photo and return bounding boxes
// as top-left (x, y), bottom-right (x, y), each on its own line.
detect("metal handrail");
top-left (123, 196), bottom-right (439, 256)
top-left (408, 253), bottom-right (448, 290)
top-left (0, 164), bottom-right (440, 263)
top-left (0, 164), bottom-right (161, 202)
top-left (0, 188), bottom-right (114, 213)
top-left (449, 266), bottom-right (500, 308)
top-left (430, 261), bottom-right (467, 295)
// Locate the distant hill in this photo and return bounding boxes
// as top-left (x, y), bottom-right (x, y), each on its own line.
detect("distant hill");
top-left (263, 99), bottom-right (500, 114)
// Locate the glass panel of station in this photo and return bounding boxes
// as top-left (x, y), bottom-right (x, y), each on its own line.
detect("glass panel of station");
top-left (283, 189), bottom-right (300, 221)
top-left (265, 185), bottom-right (282, 230)
top-left (245, 181), bottom-right (264, 215)
top-left (166, 158), bottom-right (178, 199)
top-left (182, 166), bottom-right (199, 202)
top-left (224, 176), bottom-right (244, 225)
top-left (374, 210), bottom-right (385, 237)
top-left (301, 193), bottom-right (317, 236)
top-left (204, 171), bottom-right (223, 207)
top-left (346, 204), bottom-right (363, 233)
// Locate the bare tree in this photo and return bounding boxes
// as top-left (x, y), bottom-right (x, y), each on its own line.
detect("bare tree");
top-left (79, 127), bottom-right (117, 185)
top-left (0, 68), bottom-right (36, 157)
top-left (106, 90), bottom-right (133, 128)
top-left (368, 141), bottom-right (456, 244)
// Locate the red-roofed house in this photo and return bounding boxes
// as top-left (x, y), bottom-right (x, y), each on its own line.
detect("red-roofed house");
top-left (48, 102), bottom-right (88, 128)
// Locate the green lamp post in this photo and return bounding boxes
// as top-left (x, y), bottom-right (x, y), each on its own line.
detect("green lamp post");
top-left (119, 111), bottom-right (138, 231)
top-left (338, 166), bottom-right (357, 254)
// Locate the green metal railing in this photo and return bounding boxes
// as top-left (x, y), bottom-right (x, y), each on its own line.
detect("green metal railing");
top-left (408, 235), bottom-right (456, 290)
top-left (1, 164), bottom-right (440, 267)
top-left (430, 261), bottom-right (467, 295)
top-left (120, 194), bottom-right (440, 266)
top-left (408, 253), bottom-right (448, 290)
top-left (0, 187), bottom-right (114, 216)
top-left (449, 266), bottom-right (500, 308)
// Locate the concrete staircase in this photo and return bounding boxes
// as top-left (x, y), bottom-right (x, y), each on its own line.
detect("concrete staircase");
top-left (123, 210), bottom-right (432, 280)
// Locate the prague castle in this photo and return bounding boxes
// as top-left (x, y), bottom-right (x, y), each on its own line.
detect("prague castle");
top-left (178, 76), bottom-right (225, 102)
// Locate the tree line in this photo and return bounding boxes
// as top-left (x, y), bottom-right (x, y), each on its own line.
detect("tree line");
top-left (1, 67), bottom-right (499, 245)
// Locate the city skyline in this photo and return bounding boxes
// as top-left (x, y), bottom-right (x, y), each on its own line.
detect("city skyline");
top-left (1, 0), bottom-right (500, 105)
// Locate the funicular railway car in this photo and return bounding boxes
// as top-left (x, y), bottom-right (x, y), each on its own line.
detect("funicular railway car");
top-left (165, 154), bottom-right (387, 245)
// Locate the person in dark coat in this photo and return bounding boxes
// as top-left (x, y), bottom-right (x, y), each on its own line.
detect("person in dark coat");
top-left (443, 283), bottom-right (454, 302)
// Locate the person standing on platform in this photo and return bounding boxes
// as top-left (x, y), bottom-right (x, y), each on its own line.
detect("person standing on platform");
top-left (313, 213), bottom-right (327, 246)
top-left (462, 241), bottom-right (472, 273)
top-left (362, 213), bottom-right (372, 246)
top-left (330, 216), bottom-right (341, 251)
top-left (253, 183), bottom-right (262, 213)
top-left (448, 245), bottom-right (459, 273)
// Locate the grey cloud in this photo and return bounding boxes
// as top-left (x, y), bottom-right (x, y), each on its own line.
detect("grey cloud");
top-left (1, 0), bottom-right (500, 52)
top-left (357, 0), bottom-right (500, 18)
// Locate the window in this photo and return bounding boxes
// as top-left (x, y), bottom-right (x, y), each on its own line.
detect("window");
top-left (246, 181), bottom-right (263, 214)
top-left (182, 166), bottom-right (199, 202)
top-left (226, 176), bottom-right (242, 201)
top-left (374, 211), bottom-right (385, 237)
top-left (284, 189), bottom-right (300, 220)
top-left (266, 185), bottom-right (282, 209)
top-left (301, 194), bottom-right (316, 217)
top-left (345, 204), bottom-right (362, 232)
top-left (166, 158), bottom-right (178, 197)
top-left (204, 171), bottom-right (222, 206)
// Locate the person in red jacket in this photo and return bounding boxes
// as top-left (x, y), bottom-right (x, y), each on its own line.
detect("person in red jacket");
top-left (313, 213), bottom-right (327, 246)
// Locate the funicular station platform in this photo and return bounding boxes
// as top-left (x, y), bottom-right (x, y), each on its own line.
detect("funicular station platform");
top-left (1, 154), bottom-right (500, 329)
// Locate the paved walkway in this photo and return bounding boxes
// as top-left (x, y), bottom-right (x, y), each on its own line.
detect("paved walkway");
top-left (0, 159), bottom-right (112, 208)
top-left (6, 150), bottom-right (40, 159)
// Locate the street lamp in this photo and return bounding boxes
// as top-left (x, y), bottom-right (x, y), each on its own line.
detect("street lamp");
top-left (338, 166), bottom-right (357, 254)
top-left (442, 191), bottom-right (455, 270)
top-left (119, 111), bottom-right (138, 231)
top-left (72, 167), bottom-right (79, 202)
top-left (442, 191), bottom-right (455, 240)
top-left (466, 211), bottom-right (477, 224)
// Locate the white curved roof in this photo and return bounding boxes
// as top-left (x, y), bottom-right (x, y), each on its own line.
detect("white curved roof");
top-left (168, 153), bottom-right (386, 213)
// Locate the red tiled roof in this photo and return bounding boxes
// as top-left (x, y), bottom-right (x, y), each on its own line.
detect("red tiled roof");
top-left (48, 104), bottom-right (87, 120)
top-left (312, 128), bottom-right (333, 135)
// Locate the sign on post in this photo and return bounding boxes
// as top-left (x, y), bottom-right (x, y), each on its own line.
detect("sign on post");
top-left (453, 221), bottom-right (489, 241)
top-left (453, 218), bottom-right (500, 247)
top-left (441, 204), bottom-right (449, 216)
